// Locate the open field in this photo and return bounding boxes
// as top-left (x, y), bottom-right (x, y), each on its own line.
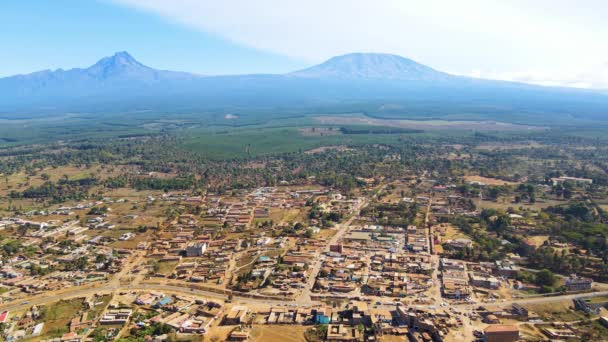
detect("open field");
top-left (525, 235), bottom-right (550, 248)
top-left (180, 127), bottom-right (411, 159)
top-left (476, 198), bottom-right (565, 211)
top-left (250, 325), bottom-right (308, 342)
top-left (463, 175), bottom-right (520, 186)
top-left (86, 295), bottom-right (112, 320)
top-left (154, 260), bottom-right (178, 276)
top-left (524, 299), bottom-right (587, 322)
top-left (314, 115), bottom-right (546, 131)
top-left (0, 164), bottom-right (129, 197)
top-left (475, 141), bottom-right (544, 150)
top-left (441, 223), bottom-right (471, 241)
top-left (268, 208), bottom-right (308, 225)
top-left (38, 298), bottom-right (85, 339)
top-left (305, 145), bottom-right (352, 154)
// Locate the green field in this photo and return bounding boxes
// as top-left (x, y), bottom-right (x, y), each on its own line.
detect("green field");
top-left (180, 126), bottom-right (412, 159)
top-left (38, 298), bottom-right (86, 338)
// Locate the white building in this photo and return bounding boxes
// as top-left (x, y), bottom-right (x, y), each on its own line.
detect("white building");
top-left (186, 242), bottom-right (208, 257)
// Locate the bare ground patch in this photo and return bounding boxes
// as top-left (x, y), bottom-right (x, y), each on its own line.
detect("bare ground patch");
top-left (313, 115), bottom-right (546, 131)
top-left (305, 145), bottom-right (352, 154)
top-left (475, 141), bottom-right (544, 150)
top-left (464, 175), bottom-right (520, 186)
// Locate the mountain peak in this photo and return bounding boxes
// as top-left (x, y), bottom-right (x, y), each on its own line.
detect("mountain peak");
top-left (89, 51), bottom-right (144, 71)
top-left (83, 51), bottom-right (161, 81)
top-left (290, 52), bottom-right (451, 81)
top-left (110, 51), bottom-right (139, 64)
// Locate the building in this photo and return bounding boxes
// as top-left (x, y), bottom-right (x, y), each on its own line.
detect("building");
top-left (223, 306), bottom-right (248, 325)
top-left (326, 324), bottom-right (361, 341)
top-left (228, 331), bottom-right (249, 341)
top-left (565, 275), bottom-right (592, 291)
top-left (186, 242), bottom-right (208, 257)
top-left (153, 296), bottom-right (173, 309)
top-left (573, 297), bottom-right (608, 314)
top-left (550, 176), bottom-right (593, 185)
top-left (495, 260), bottom-right (519, 278)
top-left (511, 304), bottom-right (528, 317)
top-left (0, 311), bottom-right (9, 324)
top-left (447, 238), bottom-right (473, 249)
top-left (469, 272), bottom-right (500, 289)
top-left (330, 244), bottom-right (343, 253)
top-left (314, 307), bottom-right (331, 324)
top-left (99, 309), bottom-right (132, 325)
top-left (484, 325), bottom-right (519, 342)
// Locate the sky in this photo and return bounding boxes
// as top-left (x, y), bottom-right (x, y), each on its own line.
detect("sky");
top-left (2, 0), bottom-right (607, 88)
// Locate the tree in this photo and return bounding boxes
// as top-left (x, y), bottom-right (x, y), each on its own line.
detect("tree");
top-left (535, 269), bottom-right (556, 287)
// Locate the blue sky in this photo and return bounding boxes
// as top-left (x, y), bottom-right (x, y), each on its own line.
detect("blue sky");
top-left (2, 0), bottom-right (608, 88)
top-left (0, 0), bottom-right (307, 77)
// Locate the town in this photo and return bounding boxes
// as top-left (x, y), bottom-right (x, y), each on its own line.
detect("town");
top-left (1, 162), bottom-right (607, 342)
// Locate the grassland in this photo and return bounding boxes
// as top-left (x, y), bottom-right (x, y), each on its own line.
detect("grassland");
top-left (86, 295), bottom-right (112, 320)
top-left (156, 260), bottom-right (178, 276)
top-left (38, 298), bottom-right (85, 339)
top-left (525, 300), bottom-right (587, 322)
top-left (180, 127), bottom-right (411, 159)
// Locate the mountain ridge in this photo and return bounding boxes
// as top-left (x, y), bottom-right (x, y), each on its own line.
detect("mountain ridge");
top-left (1, 51), bottom-right (607, 124)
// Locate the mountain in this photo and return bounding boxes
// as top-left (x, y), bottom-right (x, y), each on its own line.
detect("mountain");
top-left (290, 53), bottom-right (451, 81)
top-left (1, 51), bottom-right (198, 98)
top-left (82, 51), bottom-right (197, 81)
top-left (0, 51), bottom-right (607, 126)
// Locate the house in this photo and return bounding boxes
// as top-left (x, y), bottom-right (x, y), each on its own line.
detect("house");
top-left (0, 311), bottom-right (9, 324)
top-left (326, 324), bottom-right (362, 342)
top-left (153, 296), bottom-right (173, 308)
top-left (135, 293), bottom-right (160, 305)
top-left (495, 260), bottom-right (519, 278)
top-left (186, 243), bottom-right (207, 257)
top-left (330, 244), bottom-right (343, 253)
top-left (573, 297), bottom-right (608, 314)
top-left (469, 272), bottom-right (500, 289)
top-left (314, 307), bottom-right (331, 324)
top-left (446, 238), bottom-right (473, 249)
top-left (511, 304), bottom-right (528, 317)
top-left (223, 306), bottom-right (248, 325)
top-left (99, 309), bottom-right (132, 325)
top-left (484, 325), bottom-right (519, 342)
top-left (551, 176), bottom-right (592, 185)
top-left (565, 275), bottom-right (592, 291)
top-left (484, 314), bottom-right (500, 324)
top-left (228, 330), bottom-right (249, 341)
top-left (32, 322), bottom-right (44, 336)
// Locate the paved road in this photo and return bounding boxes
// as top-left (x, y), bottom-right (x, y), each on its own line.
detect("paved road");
top-left (2, 259), bottom-right (608, 322)
top-left (0, 282), bottom-right (301, 313)
top-left (298, 198), bottom-right (368, 304)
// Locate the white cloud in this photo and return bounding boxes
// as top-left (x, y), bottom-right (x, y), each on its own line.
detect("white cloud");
top-left (110, 0), bottom-right (608, 88)
top-left (466, 62), bottom-right (608, 89)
